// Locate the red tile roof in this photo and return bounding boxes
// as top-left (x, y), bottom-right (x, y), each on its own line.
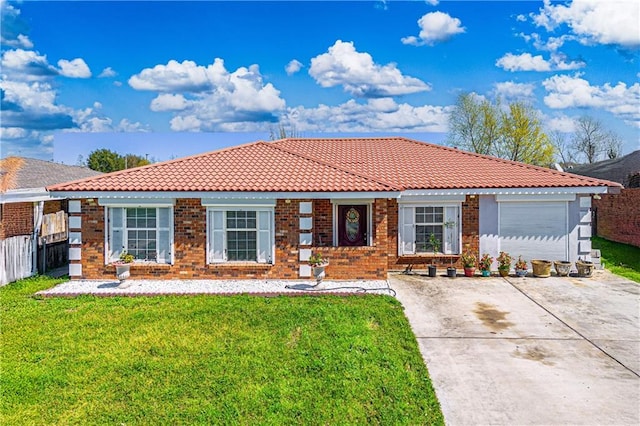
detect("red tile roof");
top-left (48, 137), bottom-right (620, 193)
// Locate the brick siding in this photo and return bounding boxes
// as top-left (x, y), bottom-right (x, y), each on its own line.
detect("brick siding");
top-left (75, 198), bottom-right (390, 280)
top-left (0, 202), bottom-right (33, 239)
top-left (593, 188), bottom-right (640, 248)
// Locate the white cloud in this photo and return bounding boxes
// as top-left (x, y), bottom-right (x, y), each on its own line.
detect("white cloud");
top-left (285, 59), bottom-right (303, 75)
top-left (170, 115), bottom-right (202, 132)
top-left (543, 74), bottom-right (640, 127)
top-left (1, 49), bottom-right (57, 80)
top-left (117, 118), bottom-right (150, 132)
top-left (285, 98), bottom-right (451, 133)
top-left (532, 0), bottom-right (640, 48)
top-left (401, 11), bottom-right (465, 46)
top-left (0, 127), bottom-right (27, 139)
top-left (544, 114), bottom-right (577, 133)
top-left (98, 67), bottom-right (117, 78)
top-left (129, 58), bottom-right (285, 129)
top-left (493, 81), bottom-right (536, 101)
top-left (496, 52), bottom-right (584, 72)
top-left (309, 40), bottom-right (431, 98)
top-left (425, 0), bottom-right (439, 5)
top-left (150, 93), bottom-right (188, 112)
top-left (57, 58), bottom-right (91, 78)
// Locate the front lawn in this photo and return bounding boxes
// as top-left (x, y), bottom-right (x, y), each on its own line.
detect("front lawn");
top-left (592, 236), bottom-right (640, 283)
top-left (1, 276), bottom-right (443, 425)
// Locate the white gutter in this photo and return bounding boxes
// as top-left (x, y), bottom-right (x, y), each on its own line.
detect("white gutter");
top-left (48, 190), bottom-right (401, 200)
top-left (0, 188), bottom-right (61, 203)
top-left (400, 186), bottom-right (611, 198)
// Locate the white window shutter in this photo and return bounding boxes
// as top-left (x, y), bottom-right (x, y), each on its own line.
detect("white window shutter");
top-left (157, 208), bottom-right (172, 264)
top-left (109, 207), bottom-right (124, 262)
top-left (400, 206), bottom-right (415, 255)
top-left (257, 210), bottom-right (272, 264)
top-left (210, 210), bottom-right (225, 262)
top-left (444, 206), bottom-right (459, 254)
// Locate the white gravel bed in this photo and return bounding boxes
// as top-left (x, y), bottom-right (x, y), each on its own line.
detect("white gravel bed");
top-left (37, 279), bottom-right (395, 297)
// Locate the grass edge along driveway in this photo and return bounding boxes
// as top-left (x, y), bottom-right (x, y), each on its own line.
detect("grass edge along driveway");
top-left (1, 276), bottom-right (443, 425)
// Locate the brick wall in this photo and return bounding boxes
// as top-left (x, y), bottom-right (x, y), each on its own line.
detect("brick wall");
top-left (75, 198), bottom-right (389, 280)
top-left (43, 199), bottom-right (67, 215)
top-left (386, 195), bottom-right (480, 271)
top-left (0, 202), bottom-right (33, 239)
top-left (593, 188), bottom-right (640, 247)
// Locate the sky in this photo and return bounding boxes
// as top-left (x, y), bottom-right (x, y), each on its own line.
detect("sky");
top-left (1, 0), bottom-right (639, 165)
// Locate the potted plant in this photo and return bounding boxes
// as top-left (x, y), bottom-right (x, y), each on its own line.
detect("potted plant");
top-left (515, 256), bottom-right (528, 277)
top-left (113, 251), bottom-right (134, 283)
top-left (553, 260), bottom-right (572, 277)
top-left (445, 221), bottom-right (457, 278)
top-left (308, 252), bottom-right (329, 286)
top-left (427, 233), bottom-right (439, 278)
top-left (531, 259), bottom-right (552, 277)
top-left (478, 253), bottom-right (493, 277)
top-left (575, 258), bottom-right (594, 278)
top-left (461, 251), bottom-right (477, 277)
top-left (496, 251), bottom-right (512, 277)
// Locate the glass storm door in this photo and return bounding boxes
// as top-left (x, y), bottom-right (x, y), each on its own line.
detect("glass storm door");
top-left (337, 205), bottom-right (367, 246)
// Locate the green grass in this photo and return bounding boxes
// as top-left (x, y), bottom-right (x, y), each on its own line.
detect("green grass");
top-left (1, 276), bottom-right (443, 425)
top-left (592, 236), bottom-right (640, 283)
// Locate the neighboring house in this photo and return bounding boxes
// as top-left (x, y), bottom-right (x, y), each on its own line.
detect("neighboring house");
top-left (47, 138), bottom-right (621, 281)
top-left (0, 157), bottom-right (102, 284)
top-left (569, 150), bottom-right (640, 247)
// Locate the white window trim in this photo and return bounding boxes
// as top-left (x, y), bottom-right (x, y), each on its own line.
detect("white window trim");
top-left (104, 205), bottom-right (174, 265)
top-left (398, 202), bottom-right (462, 256)
top-left (330, 199), bottom-right (373, 247)
top-left (206, 206), bottom-right (275, 264)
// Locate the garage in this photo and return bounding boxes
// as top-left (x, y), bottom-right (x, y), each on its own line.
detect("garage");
top-left (498, 201), bottom-right (569, 263)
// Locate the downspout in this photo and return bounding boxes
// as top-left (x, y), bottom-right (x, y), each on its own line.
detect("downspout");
top-left (32, 201), bottom-right (44, 275)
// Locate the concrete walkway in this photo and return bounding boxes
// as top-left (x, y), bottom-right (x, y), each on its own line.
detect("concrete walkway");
top-left (390, 270), bottom-right (640, 426)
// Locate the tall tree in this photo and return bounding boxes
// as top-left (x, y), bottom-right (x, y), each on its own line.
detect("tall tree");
top-left (447, 93), bottom-right (498, 155)
top-left (448, 93), bottom-right (555, 166)
top-left (86, 149), bottom-right (151, 172)
top-left (550, 130), bottom-right (577, 166)
top-left (87, 149), bottom-right (123, 173)
top-left (497, 102), bottom-right (555, 166)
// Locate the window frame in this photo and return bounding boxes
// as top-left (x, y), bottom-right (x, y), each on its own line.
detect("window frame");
top-left (105, 205), bottom-right (174, 265)
top-left (398, 202), bottom-right (461, 256)
top-left (206, 206), bottom-right (275, 264)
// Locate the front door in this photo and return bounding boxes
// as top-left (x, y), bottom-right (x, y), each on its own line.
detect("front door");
top-left (337, 205), bottom-right (368, 246)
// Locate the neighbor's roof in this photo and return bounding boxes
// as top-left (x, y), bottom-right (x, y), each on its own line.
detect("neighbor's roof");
top-left (568, 150), bottom-right (639, 188)
top-left (1, 157), bottom-right (102, 192)
top-left (47, 138), bottom-right (620, 193)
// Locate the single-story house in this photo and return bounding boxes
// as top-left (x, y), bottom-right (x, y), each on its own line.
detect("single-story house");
top-left (47, 138), bottom-right (621, 281)
top-left (1, 157), bottom-right (102, 284)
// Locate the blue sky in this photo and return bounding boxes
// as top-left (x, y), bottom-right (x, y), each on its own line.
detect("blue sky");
top-left (1, 0), bottom-right (638, 165)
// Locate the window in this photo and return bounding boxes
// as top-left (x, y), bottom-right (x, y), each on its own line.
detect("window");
top-left (415, 207), bottom-right (444, 253)
top-left (208, 208), bottom-right (273, 264)
top-left (399, 204), bottom-right (460, 256)
top-left (107, 207), bottom-right (173, 264)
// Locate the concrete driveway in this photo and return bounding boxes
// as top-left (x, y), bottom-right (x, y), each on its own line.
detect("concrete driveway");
top-left (390, 270), bottom-right (640, 425)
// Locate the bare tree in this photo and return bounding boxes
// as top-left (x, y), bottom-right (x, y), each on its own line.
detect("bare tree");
top-left (269, 123), bottom-right (300, 140)
top-left (550, 130), bottom-right (576, 166)
top-left (571, 116), bottom-right (616, 163)
top-left (605, 132), bottom-right (623, 159)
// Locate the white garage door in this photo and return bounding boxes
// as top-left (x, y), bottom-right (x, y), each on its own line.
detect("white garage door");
top-left (499, 202), bottom-right (568, 263)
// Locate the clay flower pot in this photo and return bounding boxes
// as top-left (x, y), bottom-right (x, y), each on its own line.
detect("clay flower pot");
top-left (576, 260), bottom-right (594, 278)
top-left (554, 261), bottom-right (572, 277)
top-left (531, 260), bottom-right (552, 278)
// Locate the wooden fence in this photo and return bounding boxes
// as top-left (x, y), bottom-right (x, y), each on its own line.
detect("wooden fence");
top-left (0, 235), bottom-right (33, 286)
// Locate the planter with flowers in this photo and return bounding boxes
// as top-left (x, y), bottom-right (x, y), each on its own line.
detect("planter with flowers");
top-left (497, 251), bottom-right (512, 277)
top-left (308, 252), bottom-right (329, 286)
top-left (113, 251), bottom-right (134, 283)
top-left (461, 251), bottom-right (477, 277)
top-left (515, 256), bottom-right (528, 277)
top-left (478, 253), bottom-right (493, 277)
